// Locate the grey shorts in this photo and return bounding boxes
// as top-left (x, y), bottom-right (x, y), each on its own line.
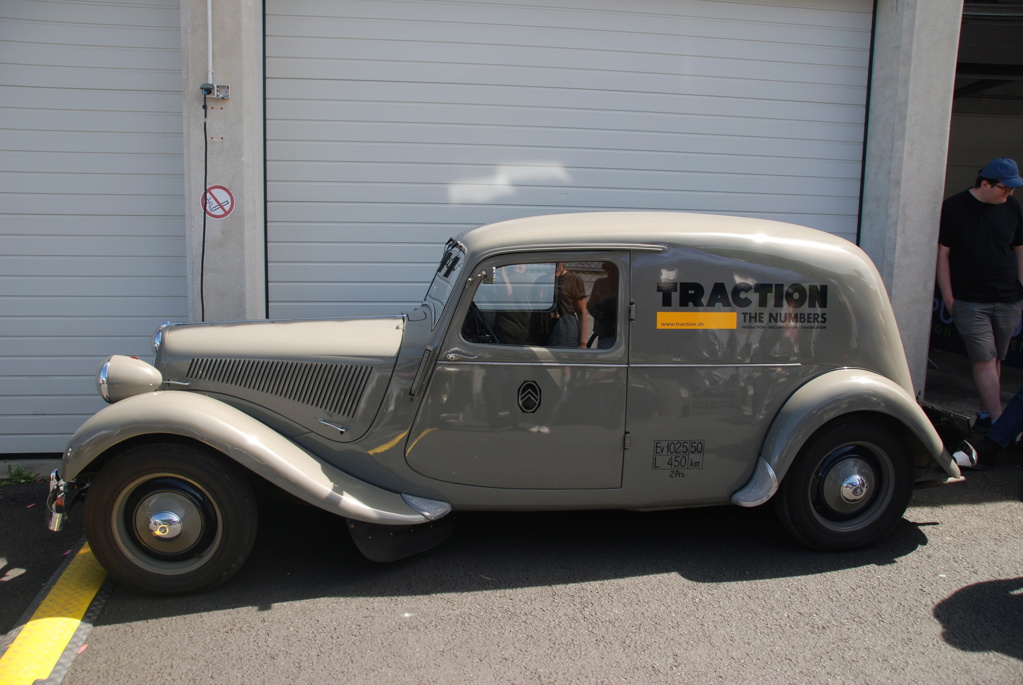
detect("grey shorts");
top-left (951, 299), bottom-right (1023, 363)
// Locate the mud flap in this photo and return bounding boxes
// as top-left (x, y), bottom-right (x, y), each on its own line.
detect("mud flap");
top-left (346, 515), bottom-right (456, 562)
top-left (917, 400), bottom-right (968, 486)
top-left (919, 400), bottom-right (971, 450)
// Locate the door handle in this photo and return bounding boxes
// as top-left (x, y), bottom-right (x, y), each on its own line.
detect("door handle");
top-left (445, 351), bottom-right (478, 361)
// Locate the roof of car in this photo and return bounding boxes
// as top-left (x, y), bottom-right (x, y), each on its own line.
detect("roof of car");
top-left (456, 212), bottom-right (859, 260)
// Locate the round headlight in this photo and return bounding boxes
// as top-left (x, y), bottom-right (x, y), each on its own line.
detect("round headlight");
top-left (96, 355), bottom-right (163, 403)
top-left (154, 321), bottom-right (173, 356)
top-left (97, 358), bottom-right (111, 402)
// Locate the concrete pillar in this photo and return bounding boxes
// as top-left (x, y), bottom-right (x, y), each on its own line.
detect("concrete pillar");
top-left (860, 0), bottom-right (962, 395)
top-left (182, 0), bottom-right (265, 322)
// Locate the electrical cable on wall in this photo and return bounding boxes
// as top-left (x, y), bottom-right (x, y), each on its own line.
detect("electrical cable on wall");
top-left (199, 89), bottom-right (209, 322)
top-left (198, 0), bottom-right (213, 323)
top-left (197, 1), bottom-right (230, 323)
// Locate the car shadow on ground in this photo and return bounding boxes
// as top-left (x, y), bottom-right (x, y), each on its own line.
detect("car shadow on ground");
top-left (91, 495), bottom-right (934, 624)
top-left (82, 456), bottom-right (1023, 639)
top-left (18, 460), bottom-right (1022, 641)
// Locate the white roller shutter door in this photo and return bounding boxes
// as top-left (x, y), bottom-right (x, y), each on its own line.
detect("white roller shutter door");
top-left (0, 0), bottom-right (185, 453)
top-left (266, 0), bottom-right (873, 319)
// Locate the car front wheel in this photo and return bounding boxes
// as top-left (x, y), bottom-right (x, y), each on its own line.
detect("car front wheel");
top-left (775, 417), bottom-right (912, 550)
top-left (84, 441), bottom-right (257, 594)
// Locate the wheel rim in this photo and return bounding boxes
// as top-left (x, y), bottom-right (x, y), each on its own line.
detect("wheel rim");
top-left (809, 443), bottom-right (894, 531)
top-left (111, 474), bottom-right (224, 576)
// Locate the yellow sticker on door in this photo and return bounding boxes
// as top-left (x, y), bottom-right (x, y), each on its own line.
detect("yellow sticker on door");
top-left (657, 312), bottom-right (737, 329)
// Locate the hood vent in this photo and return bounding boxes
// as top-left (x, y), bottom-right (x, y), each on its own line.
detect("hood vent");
top-left (185, 358), bottom-right (372, 418)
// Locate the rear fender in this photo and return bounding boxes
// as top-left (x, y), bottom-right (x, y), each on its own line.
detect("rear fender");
top-left (731, 369), bottom-right (958, 507)
top-left (63, 391), bottom-right (445, 525)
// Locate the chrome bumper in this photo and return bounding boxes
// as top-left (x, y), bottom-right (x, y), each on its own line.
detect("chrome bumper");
top-left (47, 469), bottom-right (86, 532)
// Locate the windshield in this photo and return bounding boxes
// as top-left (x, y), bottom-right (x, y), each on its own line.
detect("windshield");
top-left (423, 239), bottom-right (466, 328)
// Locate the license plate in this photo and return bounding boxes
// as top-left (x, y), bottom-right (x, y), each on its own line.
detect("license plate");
top-left (651, 440), bottom-right (705, 470)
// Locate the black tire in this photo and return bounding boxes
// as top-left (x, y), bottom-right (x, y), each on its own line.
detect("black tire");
top-left (84, 441), bottom-right (257, 595)
top-left (775, 417), bottom-right (912, 550)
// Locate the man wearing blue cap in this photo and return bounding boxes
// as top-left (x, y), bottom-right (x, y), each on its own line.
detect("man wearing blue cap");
top-left (937, 157), bottom-right (1023, 436)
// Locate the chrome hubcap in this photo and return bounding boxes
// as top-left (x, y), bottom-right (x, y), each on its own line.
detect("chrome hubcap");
top-left (840, 474), bottom-right (869, 503)
top-left (124, 478), bottom-right (217, 561)
top-left (148, 511), bottom-right (183, 540)
top-left (133, 490), bottom-right (205, 556)
top-left (820, 458), bottom-right (875, 515)
top-left (814, 446), bottom-right (881, 521)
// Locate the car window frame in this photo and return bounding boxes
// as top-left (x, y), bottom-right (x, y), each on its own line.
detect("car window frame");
top-left (446, 251), bottom-right (630, 360)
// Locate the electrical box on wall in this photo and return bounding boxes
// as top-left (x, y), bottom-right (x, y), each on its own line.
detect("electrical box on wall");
top-left (199, 83), bottom-right (230, 99)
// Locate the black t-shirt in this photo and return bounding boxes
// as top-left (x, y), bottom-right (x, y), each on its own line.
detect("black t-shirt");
top-left (939, 189), bottom-right (1023, 303)
top-left (555, 271), bottom-right (586, 316)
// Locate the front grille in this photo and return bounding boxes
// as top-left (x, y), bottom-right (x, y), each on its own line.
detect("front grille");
top-left (185, 358), bottom-right (372, 418)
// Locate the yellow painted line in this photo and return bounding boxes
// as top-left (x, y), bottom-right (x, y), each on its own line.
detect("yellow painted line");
top-left (0, 543), bottom-right (107, 685)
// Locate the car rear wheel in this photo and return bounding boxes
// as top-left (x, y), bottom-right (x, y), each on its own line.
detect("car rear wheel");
top-left (775, 417), bottom-right (912, 550)
top-left (84, 441), bottom-right (257, 594)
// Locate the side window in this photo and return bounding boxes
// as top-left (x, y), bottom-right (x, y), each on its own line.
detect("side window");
top-left (462, 261), bottom-right (619, 349)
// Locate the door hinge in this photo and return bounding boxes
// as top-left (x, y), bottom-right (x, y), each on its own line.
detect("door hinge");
top-left (624, 431), bottom-right (631, 450)
top-left (629, 302), bottom-right (636, 321)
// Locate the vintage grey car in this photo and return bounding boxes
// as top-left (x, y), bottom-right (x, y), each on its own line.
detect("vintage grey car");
top-left (47, 212), bottom-right (963, 594)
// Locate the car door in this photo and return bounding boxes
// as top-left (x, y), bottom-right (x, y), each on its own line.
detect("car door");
top-left (622, 245), bottom-right (818, 506)
top-left (406, 253), bottom-right (629, 489)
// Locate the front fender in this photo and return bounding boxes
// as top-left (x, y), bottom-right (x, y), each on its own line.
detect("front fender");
top-left (63, 391), bottom-right (441, 525)
top-left (731, 369), bottom-right (958, 507)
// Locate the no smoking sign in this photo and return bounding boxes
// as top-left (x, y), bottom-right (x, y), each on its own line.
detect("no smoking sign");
top-left (201, 185), bottom-right (235, 219)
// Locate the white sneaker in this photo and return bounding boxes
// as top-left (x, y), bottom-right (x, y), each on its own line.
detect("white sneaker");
top-left (952, 441), bottom-right (978, 468)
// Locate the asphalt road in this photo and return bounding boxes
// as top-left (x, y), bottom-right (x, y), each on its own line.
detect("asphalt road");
top-left (0, 478), bottom-right (84, 636)
top-left (3, 458), bottom-right (1017, 684)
